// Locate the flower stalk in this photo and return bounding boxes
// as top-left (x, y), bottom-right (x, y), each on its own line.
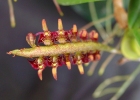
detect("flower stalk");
top-left (7, 19), bottom-right (120, 80)
top-left (7, 41), bottom-right (118, 58)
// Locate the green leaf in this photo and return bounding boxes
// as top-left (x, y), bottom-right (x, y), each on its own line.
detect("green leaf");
top-left (128, 0), bottom-right (140, 28)
top-left (121, 29), bottom-right (140, 60)
top-left (131, 29), bottom-right (140, 45)
top-left (57, 0), bottom-right (103, 6)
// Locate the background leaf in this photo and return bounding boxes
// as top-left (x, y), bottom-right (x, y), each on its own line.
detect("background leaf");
top-left (57, 0), bottom-right (103, 6)
top-left (121, 29), bottom-right (140, 60)
top-left (131, 29), bottom-right (140, 45)
top-left (128, 0), bottom-right (140, 45)
top-left (128, 0), bottom-right (140, 28)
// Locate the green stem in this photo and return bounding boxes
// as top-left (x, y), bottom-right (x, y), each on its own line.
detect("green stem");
top-left (105, 0), bottom-right (113, 33)
top-left (88, 2), bottom-right (108, 40)
top-left (7, 41), bottom-right (121, 58)
top-left (8, 0), bottom-right (16, 28)
top-left (99, 88), bottom-right (119, 97)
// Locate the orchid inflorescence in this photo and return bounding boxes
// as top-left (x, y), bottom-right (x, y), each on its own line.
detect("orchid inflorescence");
top-left (7, 19), bottom-right (101, 80)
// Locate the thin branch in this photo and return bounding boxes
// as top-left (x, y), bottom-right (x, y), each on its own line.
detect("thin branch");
top-left (53, 0), bottom-right (64, 16)
top-left (102, 23), bottom-right (121, 45)
top-left (110, 64), bottom-right (140, 100)
top-left (98, 87), bottom-right (119, 97)
top-left (98, 40), bottom-right (120, 76)
top-left (93, 75), bottom-right (129, 98)
top-left (105, 0), bottom-right (113, 33)
top-left (8, 0), bottom-right (16, 28)
top-left (87, 61), bottom-right (100, 76)
top-left (88, 2), bottom-right (108, 40)
top-left (78, 14), bottom-right (114, 31)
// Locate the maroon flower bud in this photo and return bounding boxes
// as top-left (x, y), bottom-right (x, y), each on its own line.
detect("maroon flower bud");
top-left (26, 33), bottom-right (36, 47)
top-left (79, 30), bottom-right (88, 41)
top-left (89, 30), bottom-right (98, 42)
top-left (93, 51), bottom-right (100, 60)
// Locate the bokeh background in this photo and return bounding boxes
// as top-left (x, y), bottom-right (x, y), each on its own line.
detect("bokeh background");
top-left (0, 0), bottom-right (140, 100)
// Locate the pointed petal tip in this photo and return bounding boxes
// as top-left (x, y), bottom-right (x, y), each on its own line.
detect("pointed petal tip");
top-left (94, 32), bottom-right (98, 39)
top-left (78, 64), bottom-right (84, 74)
top-left (42, 19), bottom-right (45, 22)
top-left (39, 77), bottom-right (43, 81)
top-left (52, 67), bottom-right (58, 80)
top-left (54, 76), bottom-right (57, 80)
top-left (72, 24), bottom-right (77, 33)
top-left (82, 30), bottom-right (87, 36)
top-left (38, 69), bottom-right (43, 81)
top-left (7, 51), bottom-right (12, 55)
top-left (58, 19), bottom-right (63, 30)
top-left (66, 61), bottom-right (71, 70)
top-left (42, 19), bottom-right (48, 31)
